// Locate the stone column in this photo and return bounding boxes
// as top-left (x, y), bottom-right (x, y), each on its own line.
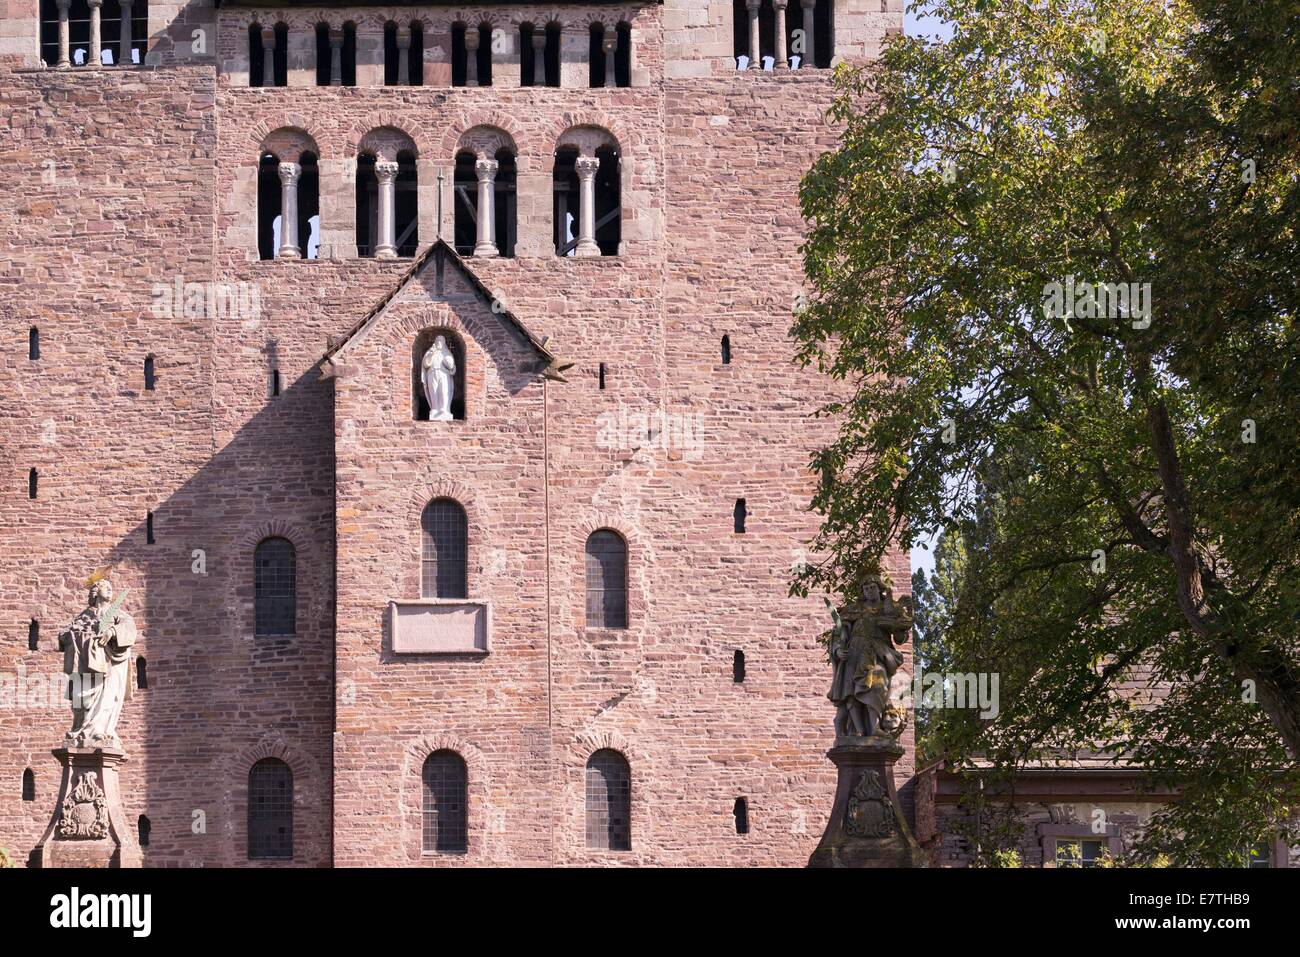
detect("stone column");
top-left (374, 161), bottom-right (399, 258)
top-left (330, 29), bottom-right (343, 86)
top-left (574, 155), bottom-right (602, 258)
top-left (397, 29), bottom-right (409, 85)
top-left (262, 28), bottom-right (276, 86)
top-left (602, 28), bottom-right (617, 87)
top-left (277, 162), bottom-right (302, 259)
top-left (802, 0), bottom-right (817, 68)
top-left (532, 30), bottom-right (546, 86)
top-left (54, 0), bottom-right (71, 69)
top-left (87, 0), bottom-right (102, 66)
top-left (119, 0), bottom-right (133, 66)
top-left (473, 158), bottom-right (499, 257)
top-left (774, 0), bottom-right (788, 69)
top-left (746, 0), bottom-right (761, 70)
top-left (464, 28), bottom-right (479, 87)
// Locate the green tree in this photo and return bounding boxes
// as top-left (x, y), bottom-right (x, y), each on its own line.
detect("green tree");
top-left (794, 0), bottom-right (1300, 863)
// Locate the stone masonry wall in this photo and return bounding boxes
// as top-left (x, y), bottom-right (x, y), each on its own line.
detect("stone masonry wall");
top-left (0, 0), bottom-right (907, 866)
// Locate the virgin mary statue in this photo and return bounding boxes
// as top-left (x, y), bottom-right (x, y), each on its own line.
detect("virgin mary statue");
top-left (421, 335), bottom-right (456, 421)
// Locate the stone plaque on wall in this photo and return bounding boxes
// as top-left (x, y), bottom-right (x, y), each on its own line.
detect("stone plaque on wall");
top-left (390, 600), bottom-right (490, 655)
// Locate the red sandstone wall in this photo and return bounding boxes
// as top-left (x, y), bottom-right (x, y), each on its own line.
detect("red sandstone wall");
top-left (0, 0), bottom-right (907, 867)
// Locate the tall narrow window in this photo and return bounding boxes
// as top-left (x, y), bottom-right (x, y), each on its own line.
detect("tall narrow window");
top-left (298, 151), bottom-right (320, 260)
top-left (248, 23), bottom-right (264, 85)
top-left (269, 369), bottom-right (281, 398)
top-left (721, 335), bottom-right (732, 364)
top-left (383, 21), bottom-right (399, 85)
top-left (248, 758), bottom-right (293, 860)
top-left (494, 148), bottom-right (517, 258)
top-left (598, 363), bottom-right (607, 390)
top-left (422, 750), bottom-right (468, 854)
top-left (475, 23), bottom-right (493, 86)
top-left (257, 151), bottom-right (279, 260)
top-left (453, 150), bottom-right (477, 257)
top-left (28, 327), bottom-right (40, 360)
top-left (734, 797), bottom-right (750, 834)
top-left (342, 22), bottom-right (357, 86)
top-left (138, 814), bottom-right (151, 847)
top-left (355, 153), bottom-right (377, 257)
top-left (22, 769), bottom-right (35, 802)
top-left (733, 649), bottom-right (746, 683)
top-left (146, 510), bottom-right (155, 544)
top-left (272, 23), bottom-right (289, 86)
top-left (734, 498), bottom-right (747, 533)
top-left (421, 499), bottom-right (468, 599)
top-left (28, 619), bottom-right (39, 652)
top-left (450, 23), bottom-right (467, 86)
top-left (254, 537), bottom-right (296, 636)
top-left (314, 23), bottom-right (331, 86)
top-left (545, 22), bottom-right (562, 86)
top-left (588, 23), bottom-right (606, 87)
top-left (28, 468), bottom-right (37, 499)
top-left (585, 530), bottom-right (628, 629)
top-left (144, 354), bottom-right (156, 390)
top-left (585, 750), bottom-right (631, 851)
top-left (395, 150), bottom-right (419, 257)
top-left (408, 21), bottom-right (424, 86)
top-left (136, 655), bottom-right (148, 689)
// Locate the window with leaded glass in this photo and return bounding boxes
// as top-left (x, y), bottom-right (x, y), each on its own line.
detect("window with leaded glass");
top-left (422, 750), bottom-right (468, 854)
top-left (254, 537), bottom-right (296, 636)
top-left (585, 530), bottom-right (627, 629)
top-left (421, 499), bottom-right (468, 598)
top-left (248, 758), bottom-right (293, 860)
top-left (585, 749), bottom-right (630, 851)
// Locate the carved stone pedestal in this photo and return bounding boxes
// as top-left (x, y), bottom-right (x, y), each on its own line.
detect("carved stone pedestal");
top-left (30, 747), bottom-right (140, 868)
top-left (808, 738), bottom-right (927, 868)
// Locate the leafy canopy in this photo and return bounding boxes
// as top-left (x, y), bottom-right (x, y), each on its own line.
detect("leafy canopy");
top-left (795, 0), bottom-right (1300, 864)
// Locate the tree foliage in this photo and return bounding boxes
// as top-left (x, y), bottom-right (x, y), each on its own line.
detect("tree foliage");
top-left (795, 0), bottom-right (1300, 863)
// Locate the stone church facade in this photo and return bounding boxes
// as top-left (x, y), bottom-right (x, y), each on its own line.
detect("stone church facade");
top-left (0, 1), bottom-right (913, 866)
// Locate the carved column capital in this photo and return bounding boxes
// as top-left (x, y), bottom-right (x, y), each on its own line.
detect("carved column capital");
top-left (773, 0), bottom-right (788, 9)
top-left (277, 161), bottom-right (302, 186)
top-left (86, 0), bottom-right (102, 9)
top-left (55, 0), bottom-right (71, 12)
top-left (374, 161), bottom-right (400, 184)
top-left (464, 29), bottom-right (480, 51)
top-left (532, 32), bottom-right (547, 50)
top-left (745, 0), bottom-right (762, 10)
top-left (575, 155), bottom-right (601, 180)
top-left (474, 158), bottom-right (499, 182)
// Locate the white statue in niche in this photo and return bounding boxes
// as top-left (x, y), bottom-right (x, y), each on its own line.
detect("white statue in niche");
top-left (421, 335), bottom-right (456, 421)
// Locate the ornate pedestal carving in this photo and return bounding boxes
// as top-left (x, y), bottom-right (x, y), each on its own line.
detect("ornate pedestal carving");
top-left (30, 747), bottom-right (140, 868)
top-left (808, 739), bottom-right (927, 868)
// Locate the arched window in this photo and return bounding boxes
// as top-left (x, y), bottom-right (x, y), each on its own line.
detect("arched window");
top-left (254, 537), bottom-right (296, 636)
top-left (413, 329), bottom-right (467, 420)
top-left (144, 354), bottom-right (156, 390)
top-left (450, 22), bottom-right (468, 86)
top-left (421, 498), bottom-right (468, 599)
top-left (590, 22), bottom-right (632, 87)
top-left (28, 327), bottom-right (40, 360)
top-left (422, 750), bottom-right (468, 854)
top-left (136, 655), bottom-right (148, 689)
top-left (257, 147), bottom-right (318, 261)
top-left (39, 0), bottom-right (144, 68)
top-left (553, 135), bottom-right (621, 257)
top-left (247, 758), bottom-right (293, 860)
top-left (615, 22), bottom-right (632, 87)
top-left (589, 23), bottom-right (607, 87)
top-left (22, 768), bottom-right (35, 802)
top-left (248, 23), bottom-right (265, 85)
top-left (585, 750), bottom-right (631, 850)
top-left (519, 22), bottom-right (559, 87)
top-left (474, 23), bottom-right (493, 86)
top-left (272, 23), bottom-right (288, 86)
top-left (585, 530), bottom-right (627, 629)
top-left (137, 814), bottom-right (151, 847)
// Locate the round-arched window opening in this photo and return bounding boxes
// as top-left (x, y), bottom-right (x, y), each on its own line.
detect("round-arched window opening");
top-left (412, 329), bottom-right (467, 422)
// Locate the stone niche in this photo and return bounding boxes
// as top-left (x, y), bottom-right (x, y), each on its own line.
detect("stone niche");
top-left (389, 599), bottom-right (490, 655)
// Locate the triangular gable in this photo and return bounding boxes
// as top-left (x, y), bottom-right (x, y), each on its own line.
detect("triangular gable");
top-left (321, 239), bottom-right (558, 375)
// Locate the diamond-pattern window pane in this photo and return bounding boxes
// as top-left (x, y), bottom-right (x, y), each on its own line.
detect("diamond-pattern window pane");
top-left (585, 530), bottom-right (627, 628)
top-left (254, 537), bottom-right (296, 636)
top-left (248, 758), bottom-right (293, 860)
top-left (585, 749), bottom-right (630, 851)
top-left (422, 750), bottom-right (468, 854)
top-left (422, 499), bottom-right (468, 599)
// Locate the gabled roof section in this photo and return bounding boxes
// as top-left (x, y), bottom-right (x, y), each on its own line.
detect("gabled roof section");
top-left (322, 238), bottom-right (556, 369)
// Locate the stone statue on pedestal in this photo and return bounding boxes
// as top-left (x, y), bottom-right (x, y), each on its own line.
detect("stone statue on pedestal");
top-left (809, 574), bottom-right (928, 868)
top-left (59, 576), bottom-right (136, 748)
top-left (421, 335), bottom-right (456, 421)
top-left (31, 573), bottom-right (141, 868)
